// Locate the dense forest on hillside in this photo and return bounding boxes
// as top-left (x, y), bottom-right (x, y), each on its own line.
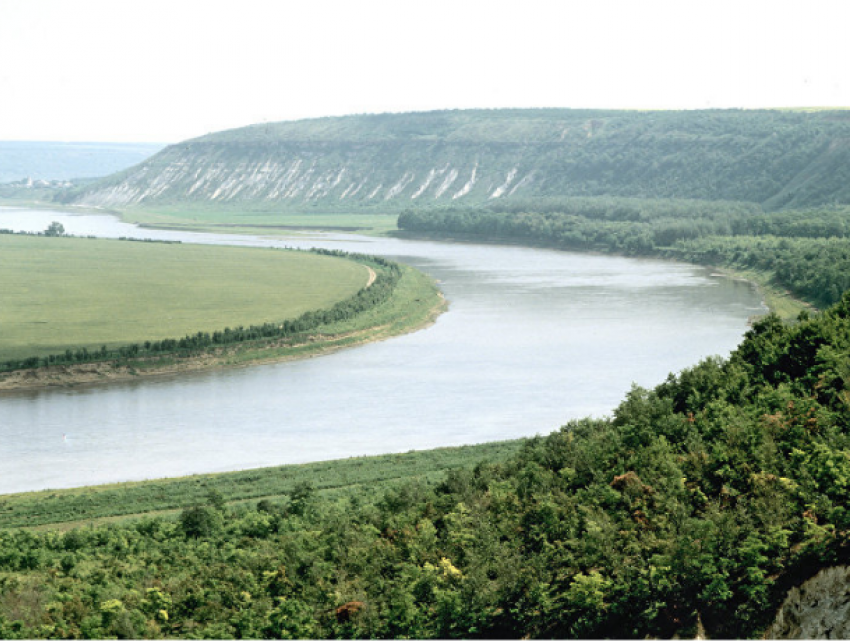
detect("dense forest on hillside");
top-left (3, 296), bottom-right (850, 638)
top-left (65, 109), bottom-right (850, 210)
top-left (398, 199), bottom-right (850, 309)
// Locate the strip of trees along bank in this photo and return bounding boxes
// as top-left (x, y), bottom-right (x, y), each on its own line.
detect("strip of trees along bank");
top-left (0, 249), bottom-right (401, 373)
top-left (398, 197), bottom-right (850, 308)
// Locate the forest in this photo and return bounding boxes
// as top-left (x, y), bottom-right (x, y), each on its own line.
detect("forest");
top-left (398, 198), bottom-right (850, 309)
top-left (3, 292), bottom-right (850, 637)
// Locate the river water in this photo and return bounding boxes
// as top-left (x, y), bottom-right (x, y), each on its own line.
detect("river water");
top-left (0, 207), bottom-right (765, 494)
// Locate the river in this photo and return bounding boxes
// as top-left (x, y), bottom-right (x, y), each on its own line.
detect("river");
top-left (0, 207), bottom-right (765, 494)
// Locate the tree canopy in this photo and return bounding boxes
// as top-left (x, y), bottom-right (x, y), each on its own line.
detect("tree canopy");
top-left (3, 292), bottom-right (850, 637)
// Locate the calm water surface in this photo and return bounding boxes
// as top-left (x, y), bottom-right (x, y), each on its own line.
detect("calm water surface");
top-left (0, 207), bottom-right (765, 493)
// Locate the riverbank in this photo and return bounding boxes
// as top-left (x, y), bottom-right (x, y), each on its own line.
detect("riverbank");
top-left (392, 229), bottom-right (811, 321)
top-left (3, 200), bottom-right (810, 320)
top-left (0, 438), bottom-right (521, 531)
top-left (135, 213), bottom-right (809, 322)
top-left (0, 263), bottom-right (445, 392)
top-left (704, 265), bottom-right (814, 321)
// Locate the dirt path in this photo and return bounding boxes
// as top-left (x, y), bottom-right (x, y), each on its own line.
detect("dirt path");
top-left (365, 266), bottom-right (377, 287)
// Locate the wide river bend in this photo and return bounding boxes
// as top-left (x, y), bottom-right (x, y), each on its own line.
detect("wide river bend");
top-left (0, 208), bottom-right (765, 494)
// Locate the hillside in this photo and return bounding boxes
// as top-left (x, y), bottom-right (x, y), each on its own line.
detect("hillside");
top-left (4, 295), bottom-right (850, 638)
top-left (64, 109), bottom-right (850, 212)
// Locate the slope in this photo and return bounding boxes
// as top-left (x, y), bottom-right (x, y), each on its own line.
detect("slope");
top-left (64, 109), bottom-right (850, 212)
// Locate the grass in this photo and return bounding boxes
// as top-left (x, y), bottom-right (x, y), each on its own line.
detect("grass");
top-left (208, 260), bottom-right (445, 368)
top-left (0, 235), bottom-right (369, 361)
top-left (0, 440), bottom-right (526, 531)
top-left (104, 259), bottom-right (443, 378)
top-left (0, 236), bottom-right (446, 389)
top-left (120, 206), bottom-right (400, 236)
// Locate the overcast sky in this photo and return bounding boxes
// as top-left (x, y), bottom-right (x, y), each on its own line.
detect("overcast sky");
top-left (1, 0), bottom-right (848, 143)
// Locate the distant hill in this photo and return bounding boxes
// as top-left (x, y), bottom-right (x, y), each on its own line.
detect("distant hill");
top-left (0, 141), bottom-right (166, 183)
top-left (66, 109), bottom-right (850, 211)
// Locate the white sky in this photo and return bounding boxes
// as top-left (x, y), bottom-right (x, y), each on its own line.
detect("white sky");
top-left (1, 0), bottom-right (848, 143)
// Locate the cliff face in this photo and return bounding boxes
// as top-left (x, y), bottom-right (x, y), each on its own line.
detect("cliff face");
top-left (68, 109), bottom-right (850, 211)
top-left (766, 566), bottom-right (850, 639)
top-left (70, 141), bottom-right (535, 208)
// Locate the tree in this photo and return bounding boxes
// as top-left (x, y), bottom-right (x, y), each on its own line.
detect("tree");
top-left (288, 481), bottom-right (315, 516)
top-left (44, 221), bottom-right (65, 237)
top-left (178, 505), bottom-right (221, 538)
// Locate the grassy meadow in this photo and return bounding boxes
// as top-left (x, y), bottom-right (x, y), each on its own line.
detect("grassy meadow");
top-left (120, 206), bottom-right (400, 236)
top-left (0, 235), bottom-right (369, 362)
top-left (0, 439), bottom-right (525, 531)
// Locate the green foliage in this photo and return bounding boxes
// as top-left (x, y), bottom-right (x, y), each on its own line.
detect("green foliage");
top-left (179, 506), bottom-right (221, 538)
top-left (399, 199), bottom-right (850, 310)
top-left (42, 221), bottom-right (64, 237)
top-left (286, 481), bottom-right (314, 517)
top-left (0, 242), bottom-right (416, 374)
top-left (0, 441), bottom-right (523, 529)
top-left (69, 109), bottom-right (850, 212)
top-left (0, 236), bottom-right (370, 365)
top-left (4, 290), bottom-right (850, 637)
top-left (669, 234), bottom-right (850, 308)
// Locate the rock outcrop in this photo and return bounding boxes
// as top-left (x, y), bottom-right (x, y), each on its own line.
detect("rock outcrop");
top-left (765, 565), bottom-right (850, 639)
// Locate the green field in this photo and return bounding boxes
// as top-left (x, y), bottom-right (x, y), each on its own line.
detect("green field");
top-left (0, 235), bottom-right (369, 361)
top-left (180, 257), bottom-right (444, 371)
top-left (123, 207), bottom-right (400, 236)
top-left (0, 440), bottom-right (525, 530)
